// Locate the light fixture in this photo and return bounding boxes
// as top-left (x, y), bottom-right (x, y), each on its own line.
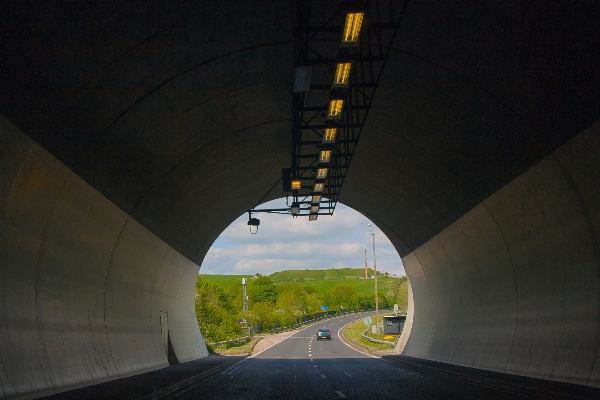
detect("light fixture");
top-left (342, 12), bottom-right (364, 44)
top-left (317, 168), bottom-right (328, 179)
top-left (311, 205), bottom-right (320, 213)
top-left (327, 99), bottom-right (344, 118)
top-left (311, 194), bottom-right (322, 203)
top-left (319, 150), bottom-right (331, 163)
top-left (333, 62), bottom-right (352, 86)
top-left (293, 66), bottom-right (312, 93)
top-left (291, 202), bottom-right (300, 216)
top-left (323, 127), bottom-right (337, 144)
top-left (309, 214), bottom-right (318, 221)
top-left (313, 182), bottom-right (324, 192)
top-left (291, 180), bottom-right (302, 190)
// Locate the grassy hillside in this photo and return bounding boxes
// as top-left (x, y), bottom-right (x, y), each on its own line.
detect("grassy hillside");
top-left (288, 277), bottom-right (394, 297)
top-left (268, 267), bottom-right (384, 282)
top-left (199, 274), bottom-right (252, 289)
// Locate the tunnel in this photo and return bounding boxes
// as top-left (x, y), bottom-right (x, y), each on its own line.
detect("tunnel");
top-left (1, 1), bottom-right (600, 398)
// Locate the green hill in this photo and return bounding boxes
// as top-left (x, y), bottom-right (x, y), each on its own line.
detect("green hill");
top-left (268, 267), bottom-right (384, 282)
top-left (198, 274), bottom-right (252, 289)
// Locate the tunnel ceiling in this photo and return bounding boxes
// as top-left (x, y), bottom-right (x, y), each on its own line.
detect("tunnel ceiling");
top-left (1, 1), bottom-right (599, 262)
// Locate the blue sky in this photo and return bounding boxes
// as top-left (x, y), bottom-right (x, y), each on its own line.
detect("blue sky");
top-left (200, 198), bottom-right (405, 277)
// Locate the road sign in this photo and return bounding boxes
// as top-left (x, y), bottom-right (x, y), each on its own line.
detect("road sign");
top-left (394, 304), bottom-right (398, 312)
top-left (238, 318), bottom-right (246, 327)
top-left (321, 305), bottom-right (328, 311)
top-left (367, 316), bottom-right (372, 325)
top-left (363, 318), bottom-right (369, 326)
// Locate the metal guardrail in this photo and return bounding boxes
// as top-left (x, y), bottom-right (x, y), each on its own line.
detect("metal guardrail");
top-left (361, 328), bottom-right (395, 346)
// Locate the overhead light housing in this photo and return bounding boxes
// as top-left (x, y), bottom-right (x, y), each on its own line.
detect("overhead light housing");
top-left (327, 99), bottom-right (344, 119)
top-left (309, 214), bottom-right (318, 221)
top-left (317, 168), bottom-right (328, 179)
top-left (319, 150), bottom-right (332, 163)
top-left (311, 194), bottom-right (322, 203)
top-left (291, 180), bottom-right (302, 190)
top-left (293, 66), bottom-right (312, 93)
top-left (333, 62), bottom-right (352, 87)
top-left (291, 202), bottom-right (300, 215)
top-left (311, 205), bottom-right (320, 213)
top-left (323, 127), bottom-right (337, 144)
top-left (342, 12), bottom-right (364, 44)
top-left (313, 182), bottom-right (324, 192)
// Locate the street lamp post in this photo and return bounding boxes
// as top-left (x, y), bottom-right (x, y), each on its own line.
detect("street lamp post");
top-left (369, 224), bottom-right (379, 332)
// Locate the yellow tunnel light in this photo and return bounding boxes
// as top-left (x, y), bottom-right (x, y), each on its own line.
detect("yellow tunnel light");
top-left (320, 150), bottom-right (331, 163)
top-left (317, 168), bottom-right (328, 179)
top-left (309, 214), bottom-right (318, 221)
top-left (291, 180), bottom-right (302, 190)
top-left (313, 182), bottom-right (324, 192)
top-left (311, 205), bottom-right (320, 213)
top-left (342, 12), bottom-right (364, 43)
top-left (334, 63), bottom-right (352, 86)
top-left (311, 194), bottom-right (322, 203)
top-left (323, 127), bottom-right (337, 143)
top-left (328, 99), bottom-right (344, 118)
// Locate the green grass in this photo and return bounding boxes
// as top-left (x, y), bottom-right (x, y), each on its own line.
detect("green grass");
top-left (342, 318), bottom-right (393, 353)
top-left (283, 277), bottom-right (397, 297)
top-left (209, 336), bottom-right (262, 356)
top-left (268, 268), bottom-right (384, 282)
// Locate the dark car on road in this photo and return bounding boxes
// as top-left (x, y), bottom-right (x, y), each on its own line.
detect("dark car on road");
top-left (316, 328), bottom-right (331, 340)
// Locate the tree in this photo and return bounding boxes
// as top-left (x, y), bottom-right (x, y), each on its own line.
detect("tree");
top-left (247, 276), bottom-right (278, 304)
top-left (195, 277), bottom-right (242, 342)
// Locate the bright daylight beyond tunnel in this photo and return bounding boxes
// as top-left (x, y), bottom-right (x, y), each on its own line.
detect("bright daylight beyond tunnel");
top-left (195, 198), bottom-right (408, 350)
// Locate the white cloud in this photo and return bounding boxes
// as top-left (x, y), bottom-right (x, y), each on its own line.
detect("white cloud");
top-left (200, 198), bottom-right (405, 277)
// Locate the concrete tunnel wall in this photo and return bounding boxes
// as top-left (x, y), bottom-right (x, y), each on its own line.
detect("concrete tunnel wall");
top-left (0, 117), bottom-right (208, 398)
top-left (394, 121), bottom-right (600, 386)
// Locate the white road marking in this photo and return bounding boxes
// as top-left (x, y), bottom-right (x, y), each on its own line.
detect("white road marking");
top-left (321, 374), bottom-right (327, 378)
top-left (336, 391), bottom-right (347, 398)
top-left (336, 320), bottom-right (380, 359)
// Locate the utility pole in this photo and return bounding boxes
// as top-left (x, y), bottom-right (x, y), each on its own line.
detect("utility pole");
top-left (369, 224), bottom-right (379, 332)
top-left (364, 246), bottom-right (368, 279)
top-left (242, 278), bottom-right (248, 312)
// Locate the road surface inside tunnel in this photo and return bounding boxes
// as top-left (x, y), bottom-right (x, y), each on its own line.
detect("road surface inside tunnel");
top-left (166, 313), bottom-right (529, 400)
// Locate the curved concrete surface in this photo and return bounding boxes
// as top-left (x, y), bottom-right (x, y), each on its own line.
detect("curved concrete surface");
top-left (397, 123), bottom-right (600, 386)
top-left (0, 119), bottom-right (207, 398)
top-left (1, 1), bottom-right (600, 397)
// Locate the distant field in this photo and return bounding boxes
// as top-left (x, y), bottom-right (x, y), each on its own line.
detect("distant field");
top-left (269, 267), bottom-right (383, 282)
top-left (284, 277), bottom-right (397, 297)
top-left (199, 274), bottom-right (403, 298)
top-left (199, 274), bottom-right (252, 289)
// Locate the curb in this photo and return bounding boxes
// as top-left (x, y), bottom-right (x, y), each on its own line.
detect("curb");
top-left (134, 357), bottom-right (246, 400)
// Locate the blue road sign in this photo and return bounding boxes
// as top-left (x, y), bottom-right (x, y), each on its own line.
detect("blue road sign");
top-left (321, 305), bottom-right (329, 311)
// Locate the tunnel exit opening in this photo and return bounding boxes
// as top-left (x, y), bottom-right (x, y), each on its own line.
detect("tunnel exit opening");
top-left (196, 197), bottom-right (408, 352)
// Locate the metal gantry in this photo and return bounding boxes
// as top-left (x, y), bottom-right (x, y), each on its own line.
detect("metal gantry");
top-left (248, 0), bottom-right (406, 223)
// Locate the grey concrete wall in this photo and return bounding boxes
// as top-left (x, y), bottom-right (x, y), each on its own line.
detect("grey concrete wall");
top-left (400, 121), bottom-right (600, 386)
top-left (0, 117), bottom-right (208, 398)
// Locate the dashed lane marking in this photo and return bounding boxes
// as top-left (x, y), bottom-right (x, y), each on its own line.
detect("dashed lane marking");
top-left (336, 391), bottom-right (347, 398)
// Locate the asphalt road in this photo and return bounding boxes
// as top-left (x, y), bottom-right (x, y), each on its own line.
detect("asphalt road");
top-left (167, 312), bottom-right (527, 399)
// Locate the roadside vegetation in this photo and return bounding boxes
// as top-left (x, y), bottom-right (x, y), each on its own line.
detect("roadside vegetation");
top-left (195, 270), bottom-right (408, 343)
top-left (342, 319), bottom-right (395, 353)
top-left (208, 337), bottom-right (262, 356)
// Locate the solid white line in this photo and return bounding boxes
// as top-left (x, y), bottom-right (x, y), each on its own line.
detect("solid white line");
top-left (336, 320), bottom-right (380, 359)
